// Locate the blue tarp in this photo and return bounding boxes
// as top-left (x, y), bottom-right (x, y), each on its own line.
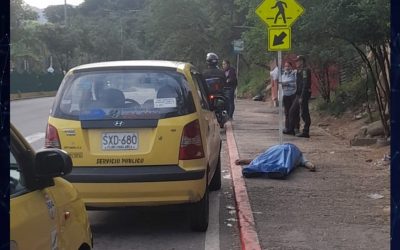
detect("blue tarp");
top-left (242, 143), bottom-right (304, 179)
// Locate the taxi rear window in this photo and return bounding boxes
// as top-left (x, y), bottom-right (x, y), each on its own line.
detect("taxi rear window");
top-left (51, 69), bottom-right (196, 120)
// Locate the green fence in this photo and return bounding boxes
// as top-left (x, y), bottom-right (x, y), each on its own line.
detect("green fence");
top-left (10, 72), bottom-right (64, 94)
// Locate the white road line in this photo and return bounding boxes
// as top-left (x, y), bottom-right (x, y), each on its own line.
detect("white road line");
top-left (25, 132), bottom-right (45, 144)
top-left (205, 192), bottom-right (220, 250)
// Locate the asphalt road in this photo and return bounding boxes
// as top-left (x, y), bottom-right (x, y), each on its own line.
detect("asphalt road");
top-left (11, 97), bottom-right (241, 250)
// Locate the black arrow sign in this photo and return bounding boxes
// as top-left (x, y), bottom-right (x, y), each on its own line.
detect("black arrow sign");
top-left (273, 32), bottom-right (287, 46)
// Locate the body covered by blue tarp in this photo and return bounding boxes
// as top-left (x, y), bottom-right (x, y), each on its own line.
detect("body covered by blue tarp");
top-left (242, 143), bottom-right (304, 178)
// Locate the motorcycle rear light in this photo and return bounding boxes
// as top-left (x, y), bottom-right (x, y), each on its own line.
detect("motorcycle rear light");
top-left (179, 120), bottom-right (204, 160)
top-left (45, 124), bottom-right (61, 148)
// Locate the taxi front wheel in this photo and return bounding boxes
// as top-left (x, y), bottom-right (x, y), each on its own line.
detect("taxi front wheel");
top-left (190, 186), bottom-right (209, 232)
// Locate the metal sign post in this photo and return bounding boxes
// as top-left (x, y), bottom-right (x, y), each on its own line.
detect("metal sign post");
top-left (236, 53), bottom-right (240, 81)
top-left (233, 39), bottom-right (243, 99)
top-left (236, 53), bottom-right (239, 99)
top-left (233, 40), bottom-right (243, 79)
top-left (255, 0), bottom-right (305, 144)
top-left (277, 51), bottom-right (283, 144)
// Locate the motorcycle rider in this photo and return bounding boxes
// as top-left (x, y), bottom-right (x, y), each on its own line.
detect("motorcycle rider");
top-left (202, 53), bottom-right (227, 95)
top-left (202, 53), bottom-right (228, 127)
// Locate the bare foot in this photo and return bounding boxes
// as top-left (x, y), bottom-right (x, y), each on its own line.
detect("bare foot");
top-left (303, 161), bottom-right (316, 172)
top-left (235, 159), bottom-right (252, 165)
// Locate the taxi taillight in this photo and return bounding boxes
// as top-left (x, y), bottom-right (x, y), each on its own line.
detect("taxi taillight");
top-left (45, 123), bottom-right (61, 148)
top-left (179, 120), bottom-right (204, 160)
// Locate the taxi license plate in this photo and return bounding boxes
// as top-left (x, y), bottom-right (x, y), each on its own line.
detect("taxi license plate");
top-left (102, 132), bottom-right (138, 150)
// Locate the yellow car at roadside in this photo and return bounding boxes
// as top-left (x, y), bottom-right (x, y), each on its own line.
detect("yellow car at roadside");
top-left (10, 123), bottom-right (93, 249)
top-left (45, 60), bottom-right (222, 231)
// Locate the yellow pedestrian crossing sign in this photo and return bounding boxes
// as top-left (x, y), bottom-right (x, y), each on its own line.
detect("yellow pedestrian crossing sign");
top-left (268, 28), bottom-right (291, 51)
top-left (256, 0), bottom-right (304, 28)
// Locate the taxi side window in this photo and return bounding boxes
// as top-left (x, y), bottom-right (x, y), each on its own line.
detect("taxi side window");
top-left (10, 152), bottom-right (27, 196)
top-left (191, 73), bottom-right (211, 111)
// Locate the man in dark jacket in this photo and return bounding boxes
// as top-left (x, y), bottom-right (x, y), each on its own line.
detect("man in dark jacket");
top-left (222, 59), bottom-right (237, 119)
top-left (290, 55), bottom-right (312, 138)
top-left (202, 52), bottom-right (227, 97)
top-left (202, 53), bottom-right (226, 81)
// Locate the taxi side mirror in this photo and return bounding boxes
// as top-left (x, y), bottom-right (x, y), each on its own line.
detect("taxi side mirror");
top-left (34, 149), bottom-right (73, 178)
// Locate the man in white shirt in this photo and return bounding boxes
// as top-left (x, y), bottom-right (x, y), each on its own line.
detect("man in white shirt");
top-left (269, 64), bottom-right (279, 107)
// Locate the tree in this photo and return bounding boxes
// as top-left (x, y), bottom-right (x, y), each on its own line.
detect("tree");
top-left (143, 0), bottom-right (211, 65)
top-left (10, 0), bottom-right (41, 72)
top-left (305, 0), bottom-right (391, 137)
top-left (199, 0), bottom-right (239, 57)
top-left (11, 0), bottom-right (38, 32)
top-left (44, 5), bottom-right (76, 25)
top-left (11, 21), bottom-right (46, 72)
top-left (233, 0), bottom-right (277, 66)
top-left (37, 23), bottom-right (82, 72)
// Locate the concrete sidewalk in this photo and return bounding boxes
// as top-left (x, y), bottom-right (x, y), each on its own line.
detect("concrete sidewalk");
top-left (228, 99), bottom-right (389, 250)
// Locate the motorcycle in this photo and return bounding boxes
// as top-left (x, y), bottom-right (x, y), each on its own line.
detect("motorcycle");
top-left (209, 94), bottom-right (229, 128)
top-left (205, 77), bottom-right (229, 128)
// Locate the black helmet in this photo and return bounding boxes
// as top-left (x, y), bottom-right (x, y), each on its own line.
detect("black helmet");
top-left (206, 52), bottom-right (219, 66)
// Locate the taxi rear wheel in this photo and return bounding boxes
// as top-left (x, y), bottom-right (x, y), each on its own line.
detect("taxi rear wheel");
top-left (190, 185), bottom-right (209, 232)
top-left (79, 243), bottom-right (91, 250)
top-left (209, 156), bottom-right (221, 191)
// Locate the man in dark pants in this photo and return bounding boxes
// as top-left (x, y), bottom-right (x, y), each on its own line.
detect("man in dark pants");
top-left (222, 59), bottom-right (237, 119)
top-left (290, 55), bottom-right (312, 138)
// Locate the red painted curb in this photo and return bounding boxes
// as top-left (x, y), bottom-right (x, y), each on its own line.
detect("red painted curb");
top-left (225, 122), bottom-right (262, 250)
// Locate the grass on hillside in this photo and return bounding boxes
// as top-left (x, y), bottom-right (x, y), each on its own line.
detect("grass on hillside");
top-left (237, 67), bottom-right (268, 98)
top-left (316, 75), bottom-right (376, 117)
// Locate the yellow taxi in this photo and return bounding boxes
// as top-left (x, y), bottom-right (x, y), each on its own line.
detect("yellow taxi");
top-left (10, 123), bottom-right (93, 249)
top-left (46, 60), bottom-right (222, 231)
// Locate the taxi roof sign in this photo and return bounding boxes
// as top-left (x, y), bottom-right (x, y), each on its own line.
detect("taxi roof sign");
top-left (256, 0), bottom-right (305, 28)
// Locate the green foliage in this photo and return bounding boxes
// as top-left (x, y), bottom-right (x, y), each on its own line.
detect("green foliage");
top-left (234, 0), bottom-right (275, 65)
top-left (11, 20), bottom-right (46, 72)
top-left (36, 23), bottom-right (83, 71)
top-left (316, 75), bottom-right (375, 116)
top-left (237, 66), bottom-right (266, 97)
top-left (44, 5), bottom-right (77, 24)
top-left (11, 0), bottom-right (390, 122)
top-left (11, 0), bottom-right (38, 31)
top-left (143, 0), bottom-right (211, 64)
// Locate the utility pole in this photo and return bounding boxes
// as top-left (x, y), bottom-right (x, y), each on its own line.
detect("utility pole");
top-left (64, 0), bottom-right (68, 26)
top-left (102, 9), bottom-right (143, 60)
top-left (120, 19), bottom-right (123, 59)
